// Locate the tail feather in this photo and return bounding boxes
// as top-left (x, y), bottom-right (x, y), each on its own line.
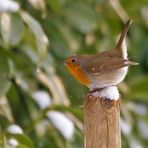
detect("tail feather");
top-left (127, 60), bottom-right (139, 66)
top-left (116, 20), bottom-right (132, 49)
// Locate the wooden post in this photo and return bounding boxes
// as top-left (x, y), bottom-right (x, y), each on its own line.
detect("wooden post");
top-left (84, 86), bottom-right (121, 148)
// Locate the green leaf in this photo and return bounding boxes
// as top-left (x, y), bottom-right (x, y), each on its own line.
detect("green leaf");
top-left (64, 3), bottom-right (97, 33)
top-left (0, 13), bottom-right (24, 47)
top-left (54, 20), bottom-right (80, 51)
top-left (47, 0), bottom-right (63, 14)
top-left (20, 11), bottom-right (49, 61)
top-left (126, 77), bottom-right (148, 101)
top-left (0, 49), bottom-right (11, 96)
top-left (0, 115), bottom-right (10, 129)
top-left (9, 14), bottom-right (24, 46)
top-left (48, 105), bottom-right (83, 121)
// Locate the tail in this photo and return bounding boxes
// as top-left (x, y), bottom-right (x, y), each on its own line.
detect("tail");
top-left (116, 20), bottom-right (132, 49)
top-left (128, 60), bottom-right (139, 66)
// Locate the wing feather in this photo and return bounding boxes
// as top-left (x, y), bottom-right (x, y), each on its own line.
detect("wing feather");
top-left (83, 57), bottom-right (135, 75)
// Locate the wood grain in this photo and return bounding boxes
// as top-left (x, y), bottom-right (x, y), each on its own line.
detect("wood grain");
top-left (84, 92), bottom-right (121, 148)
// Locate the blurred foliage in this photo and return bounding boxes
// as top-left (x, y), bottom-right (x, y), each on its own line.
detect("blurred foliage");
top-left (0, 0), bottom-right (148, 147)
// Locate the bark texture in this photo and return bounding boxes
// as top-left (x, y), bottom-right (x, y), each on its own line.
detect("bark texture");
top-left (84, 91), bottom-right (121, 148)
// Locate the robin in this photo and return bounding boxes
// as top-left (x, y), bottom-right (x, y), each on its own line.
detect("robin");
top-left (65, 20), bottom-right (138, 90)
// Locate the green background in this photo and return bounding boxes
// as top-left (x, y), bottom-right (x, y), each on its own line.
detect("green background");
top-left (0, 0), bottom-right (148, 147)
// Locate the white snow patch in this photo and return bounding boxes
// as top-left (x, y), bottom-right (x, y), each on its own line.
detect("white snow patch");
top-left (8, 138), bottom-right (18, 147)
top-left (7, 124), bottom-right (23, 134)
top-left (138, 121), bottom-right (148, 138)
top-left (0, 0), bottom-right (20, 13)
top-left (92, 86), bottom-right (119, 100)
top-left (47, 111), bottom-right (75, 140)
top-left (129, 103), bottom-right (147, 116)
top-left (129, 139), bottom-right (142, 148)
top-left (121, 119), bottom-right (132, 135)
top-left (32, 91), bottom-right (51, 109)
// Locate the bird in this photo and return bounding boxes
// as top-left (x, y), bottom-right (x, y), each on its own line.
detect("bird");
top-left (65, 20), bottom-right (138, 90)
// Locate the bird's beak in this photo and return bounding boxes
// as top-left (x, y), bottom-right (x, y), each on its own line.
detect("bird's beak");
top-left (64, 60), bottom-right (68, 66)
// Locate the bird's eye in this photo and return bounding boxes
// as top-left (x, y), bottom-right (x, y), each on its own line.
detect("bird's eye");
top-left (72, 59), bottom-right (76, 63)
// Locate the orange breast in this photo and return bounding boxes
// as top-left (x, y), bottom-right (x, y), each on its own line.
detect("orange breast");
top-left (67, 65), bottom-right (91, 86)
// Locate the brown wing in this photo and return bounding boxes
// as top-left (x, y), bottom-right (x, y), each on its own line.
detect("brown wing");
top-left (83, 56), bottom-right (136, 75)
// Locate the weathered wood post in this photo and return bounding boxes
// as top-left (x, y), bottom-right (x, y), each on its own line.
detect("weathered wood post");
top-left (84, 86), bottom-right (121, 148)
